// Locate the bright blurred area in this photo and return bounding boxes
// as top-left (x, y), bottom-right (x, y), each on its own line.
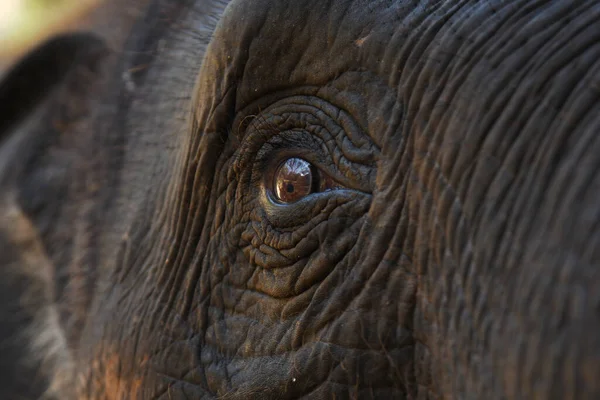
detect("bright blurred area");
top-left (0, 0), bottom-right (98, 69)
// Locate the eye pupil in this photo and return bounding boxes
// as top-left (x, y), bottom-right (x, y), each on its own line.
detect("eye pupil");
top-left (273, 158), bottom-right (313, 203)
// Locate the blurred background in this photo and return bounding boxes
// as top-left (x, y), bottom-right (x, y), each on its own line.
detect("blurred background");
top-left (0, 0), bottom-right (98, 72)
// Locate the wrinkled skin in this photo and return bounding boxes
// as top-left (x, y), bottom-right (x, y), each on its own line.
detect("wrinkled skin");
top-left (1, 0), bottom-right (599, 398)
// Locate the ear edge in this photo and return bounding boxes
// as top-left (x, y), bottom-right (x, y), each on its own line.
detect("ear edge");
top-left (0, 32), bottom-right (109, 143)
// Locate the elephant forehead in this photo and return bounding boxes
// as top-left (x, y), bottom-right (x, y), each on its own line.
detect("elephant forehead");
top-left (201, 0), bottom-right (407, 102)
top-left (195, 0), bottom-right (415, 149)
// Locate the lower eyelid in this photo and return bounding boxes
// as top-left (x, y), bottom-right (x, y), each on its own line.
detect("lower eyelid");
top-left (319, 172), bottom-right (344, 192)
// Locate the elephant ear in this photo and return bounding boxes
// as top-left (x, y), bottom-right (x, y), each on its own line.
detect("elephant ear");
top-left (0, 33), bottom-right (108, 399)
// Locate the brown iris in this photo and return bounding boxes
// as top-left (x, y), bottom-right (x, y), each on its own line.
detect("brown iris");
top-left (274, 158), bottom-right (315, 203)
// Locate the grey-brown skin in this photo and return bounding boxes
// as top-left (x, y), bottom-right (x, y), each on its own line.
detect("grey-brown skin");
top-left (0, 0), bottom-right (599, 398)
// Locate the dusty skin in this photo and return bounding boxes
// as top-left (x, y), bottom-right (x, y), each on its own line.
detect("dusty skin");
top-left (0, 0), bottom-right (599, 399)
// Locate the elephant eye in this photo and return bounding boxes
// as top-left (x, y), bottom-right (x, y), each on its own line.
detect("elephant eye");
top-left (272, 157), bottom-right (340, 203)
top-left (273, 158), bottom-right (315, 203)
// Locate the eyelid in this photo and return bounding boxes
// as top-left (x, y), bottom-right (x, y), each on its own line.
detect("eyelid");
top-left (234, 96), bottom-right (378, 195)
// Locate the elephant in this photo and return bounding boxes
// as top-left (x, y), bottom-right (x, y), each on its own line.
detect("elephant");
top-left (0, 0), bottom-right (599, 398)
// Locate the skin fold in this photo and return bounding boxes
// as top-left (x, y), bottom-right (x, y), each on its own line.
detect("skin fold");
top-left (0, 0), bottom-right (599, 398)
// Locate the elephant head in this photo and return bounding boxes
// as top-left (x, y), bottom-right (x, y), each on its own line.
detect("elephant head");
top-left (0, 0), bottom-right (599, 398)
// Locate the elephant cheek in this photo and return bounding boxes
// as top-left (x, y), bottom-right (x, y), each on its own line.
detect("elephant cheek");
top-left (95, 354), bottom-right (144, 398)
